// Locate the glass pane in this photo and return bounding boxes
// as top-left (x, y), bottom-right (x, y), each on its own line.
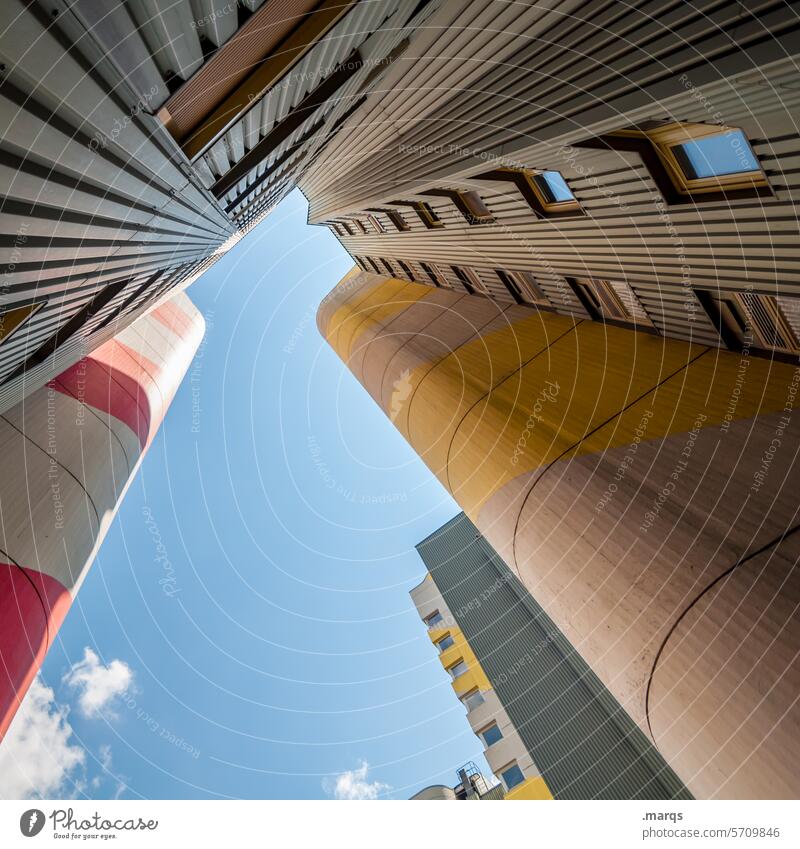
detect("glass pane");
top-left (501, 764), bottom-right (525, 790)
top-left (482, 724), bottom-right (503, 746)
top-left (437, 635), bottom-right (454, 651)
top-left (674, 131), bottom-right (759, 179)
top-left (464, 690), bottom-right (484, 710)
top-left (540, 171), bottom-right (575, 202)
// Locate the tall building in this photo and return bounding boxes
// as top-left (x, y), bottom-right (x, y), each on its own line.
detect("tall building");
top-left (319, 265), bottom-right (800, 800)
top-left (411, 513), bottom-right (690, 800)
top-left (0, 292), bottom-right (203, 739)
top-left (310, 1), bottom-right (800, 801)
top-left (1, 0), bottom-right (435, 412)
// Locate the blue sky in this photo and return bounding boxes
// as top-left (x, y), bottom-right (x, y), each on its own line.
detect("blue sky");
top-left (2, 190), bottom-right (493, 800)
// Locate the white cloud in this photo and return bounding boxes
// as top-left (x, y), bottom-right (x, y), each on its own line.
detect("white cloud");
top-left (0, 677), bottom-right (86, 799)
top-left (325, 761), bottom-right (389, 800)
top-left (63, 648), bottom-right (133, 718)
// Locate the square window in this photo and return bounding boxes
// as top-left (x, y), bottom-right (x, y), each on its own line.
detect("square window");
top-left (424, 611), bottom-right (444, 629)
top-left (500, 763), bottom-right (525, 791)
top-left (436, 634), bottom-right (455, 652)
top-left (479, 724), bottom-right (503, 747)
top-left (461, 689), bottom-right (485, 712)
top-left (535, 171), bottom-right (576, 203)
top-left (448, 660), bottom-right (469, 679)
top-left (671, 130), bottom-right (759, 180)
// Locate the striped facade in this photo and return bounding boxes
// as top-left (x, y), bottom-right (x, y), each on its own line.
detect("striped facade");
top-left (0, 291), bottom-right (203, 739)
top-left (318, 269), bottom-right (800, 799)
top-left (1, 1), bottom-right (438, 415)
top-left (412, 513), bottom-right (691, 800)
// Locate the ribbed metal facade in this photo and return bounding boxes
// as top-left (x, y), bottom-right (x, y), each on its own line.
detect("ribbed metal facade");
top-left (416, 513), bottom-right (691, 800)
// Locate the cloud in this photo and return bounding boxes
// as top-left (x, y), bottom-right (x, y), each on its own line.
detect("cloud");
top-left (324, 760), bottom-right (389, 800)
top-left (63, 648), bottom-right (133, 718)
top-left (0, 677), bottom-right (86, 799)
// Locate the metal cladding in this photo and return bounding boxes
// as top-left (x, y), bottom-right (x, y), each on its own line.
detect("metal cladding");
top-left (0, 292), bottom-right (204, 740)
top-left (413, 513), bottom-right (691, 800)
top-left (318, 269), bottom-right (800, 800)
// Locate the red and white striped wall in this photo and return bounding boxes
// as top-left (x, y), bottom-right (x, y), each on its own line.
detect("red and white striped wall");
top-left (0, 292), bottom-right (204, 740)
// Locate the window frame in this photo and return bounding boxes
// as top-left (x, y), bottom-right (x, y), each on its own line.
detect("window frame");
top-left (500, 762), bottom-right (526, 792)
top-left (420, 262), bottom-right (443, 288)
top-left (447, 659), bottom-right (469, 680)
top-left (424, 610), bottom-right (445, 629)
top-left (435, 634), bottom-right (455, 652)
top-left (478, 723), bottom-right (504, 747)
top-left (461, 688), bottom-right (485, 712)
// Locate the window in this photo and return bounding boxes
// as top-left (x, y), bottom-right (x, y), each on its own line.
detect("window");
top-left (568, 278), bottom-right (653, 327)
top-left (365, 257), bottom-right (382, 274)
top-left (353, 219), bottom-right (368, 234)
top-left (0, 301), bottom-right (45, 346)
top-left (461, 689), bottom-right (485, 712)
top-left (389, 200), bottom-right (445, 229)
top-left (458, 190), bottom-right (493, 224)
top-left (415, 201), bottom-right (443, 229)
top-left (436, 634), bottom-right (455, 652)
top-left (647, 124), bottom-right (764, 194)
top-left (340, 221), bottom-right (354, 236)
top-left (500, 763), bottom-right (525, 791)
top-left (330, 223), bottom-right (343, 237)
top-left (479, 723), bottom-right (503, 747)
top-left (424, 611), bottom-right (444, 629)
top-left (472, 167), bottom-right (582, 218)
top-left (514, 271), bottom-right (551, 305)
top-left (579, 122), bottom-right (769, 203)
top-left (697, 290), bottom-right (800, 357)
top-left (367, 215), bottom-right (385, 233)
top-left (451, 266), bottom-right (487, 296)
top-left (530, 170), bottom-right (580, 213)
top-left (495, 269), bottom-right (550, 306)
top-left (385, 210), bottom-right (410, 232)
top-left (380, 258), bottom-right (396, 276)
top-left (447, 660), bottom-right (469, 680)
top-left (420, 189), bottom-right (494, 225)
top-left (420, 262), bottom-right (443, 287)
top-left (398, 260), bottom-right (417, 281)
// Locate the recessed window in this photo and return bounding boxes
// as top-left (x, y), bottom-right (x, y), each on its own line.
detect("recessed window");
top-left (496, 269), bottom-right (550, 307)
top-left (0, 301), bottom-right (45, 346)
top-left (447, 659), bottom-right (469, 680)
top-left (385, 210), bottom-right (410, 232)
top-left (451, 266), bottom-right (487, 296)
top-left (697, 290), bottom-right (800, 357)
top-left (330, 223), bottom-right (343, 237)
top-left (479, 723), bottom-right (503, 747)
top-left (398, 260), bottom-right (417, 281)
top-left (500, 763), bottom-right (525, 791)
top-left (436, 634), bottom-right (455, 652)
top-left (340, 221), bottom-right (354, 236)
top-left (353, 219), bottom-right (368, 234)
top-left (420, 262), bottom-right (443, 288)
top-left (537, 170), bottom-right (575, 202)
top-left (617, 122), bottom-right (766, 199)
top-left (415, 201), bottom-right (443, 228)
top-left (461, 689), bottom-right (485, 712)
top-left (424, 611), bottom-right (445, 629)
top-left (380, 258), bottom-right (396, 276)
top-left (367, 215), bottom-right (385, 234)
top-left (459, 190), bottom-right (493, 223)
top-left (569, 278), bottom-right (653, 327)
top-left (365, 257), bottom-right (382, 274)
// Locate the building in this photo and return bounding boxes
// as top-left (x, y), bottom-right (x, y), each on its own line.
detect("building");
top-left (411, 513), bottom-right (690, 800)
top-left (319, 265), bottom-right (800, 800)
top-left (1, 0), bottom-right (437, 412)
top-left (311, 1), bottom-right (800, 800)
top-left (0, 292), bottom-right (203, 739)
top-left (410, 762), bottom-right (505, 801)
top-left (0, 0), bottom-right (439, 740)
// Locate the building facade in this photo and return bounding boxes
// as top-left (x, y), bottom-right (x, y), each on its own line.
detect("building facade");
top-left (411, 513), bottom-right (690, 800)
top-left (311, 0), bottom-right (800, 800)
